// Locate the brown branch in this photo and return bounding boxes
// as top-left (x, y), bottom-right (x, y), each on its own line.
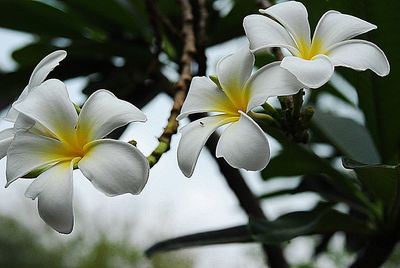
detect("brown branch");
top-left (193, 0), bottom-right (208, 76)
top-left (205, 133), bottom-right (289, 268)
top-left (147, 0), bottom-right (196, 167)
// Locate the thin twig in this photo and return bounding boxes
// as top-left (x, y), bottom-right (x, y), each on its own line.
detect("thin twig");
top-left (150, 0), bottom-right (181, 38)
top-left (146, 0), bottom-right (196, 167)
top-left (146, 0), bottom-right (163, 56)
top-left (194, 0), bottom-right (208, 76)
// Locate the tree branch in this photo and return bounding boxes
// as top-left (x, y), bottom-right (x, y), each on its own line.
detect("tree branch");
top-left (146, 0), bottom-right (196, 167)
top-left (205, 133), bottom-right (289, 268)
top-left (193, 0), bottom-right (208, 76)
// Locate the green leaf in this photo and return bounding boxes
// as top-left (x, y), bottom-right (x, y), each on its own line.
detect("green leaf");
top-left (258, 188), bottom-right (294, 199)
top-left (250, 204), bottom-right (372, 244)
top-left (294, 175), bottom-right (367, 213)
top-left (262, 129), bottom-right (349, 182)
top-left (0, 0), bottom-right (87, 38)
top-left (312, 112), bottom-right (380, 164)
top-left (145, 225), bottom-right (251, 257)
top-left (343, 158), bottom-right (400, 223)
top-left (307, 81), bottom-right (355, 107)
top-left (62, 0), bottom-right (150, 38)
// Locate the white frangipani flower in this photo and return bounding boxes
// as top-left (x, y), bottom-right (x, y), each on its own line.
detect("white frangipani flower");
top-left (0, 50), bottom-right (67, 159)
top-left (7, 80), bottom-right (149, 234)
top-left (243, 1), bottom-right (390, 88)
top-left (177, 47), bottom-right (304, 177)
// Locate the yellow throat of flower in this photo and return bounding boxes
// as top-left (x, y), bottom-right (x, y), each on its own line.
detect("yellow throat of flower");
top-left (296, 38), bottom-right (326, 60)
top-left (217, 84), bottom-right (250, 117)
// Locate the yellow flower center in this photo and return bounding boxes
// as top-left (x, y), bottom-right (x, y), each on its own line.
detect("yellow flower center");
top-left (215, 85), bottom-right (250, 117)
top-left (55, 128), bottom-right (90, 161)
top-left (296, 38), bottom-right (326, 60)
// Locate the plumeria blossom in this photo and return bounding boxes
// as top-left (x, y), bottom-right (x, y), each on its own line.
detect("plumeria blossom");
top-left (0, 50), bottom-right (67, 159)
top-left (176, 47), bottom-right (304, 177)
top-left (243, 1), bottom-right (390, 88)
top-left (6, 80), bottom-right (149, 234)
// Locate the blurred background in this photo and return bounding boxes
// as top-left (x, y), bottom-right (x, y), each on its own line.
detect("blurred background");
top-left (0, 0), bottom-right (399, 267)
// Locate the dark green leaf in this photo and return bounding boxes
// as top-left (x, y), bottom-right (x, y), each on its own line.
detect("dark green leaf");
top-left (145, 225), bottom-right (251, 256)
top-left (294, 175), bottom-right (366, 213)
top-left (343, 158), bottom-right (400, 223)
top-left (312, 112), bottom-right (380, 164)
top-left (250, 204), bottom-right (372, 244)
top-left (61, 0), bottom-right (150, 38)
top-left (307, 81), bottom-right (355, 107)
top-left (262, 129), bottom-right (349, 183)
top-left (0, 0), bottom-right (87, 38)
top-left (258, 188), bottom-right (294, 199)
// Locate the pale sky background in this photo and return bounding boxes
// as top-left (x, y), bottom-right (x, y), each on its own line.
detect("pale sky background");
top-left (0, 27), bottom-right (361, 267)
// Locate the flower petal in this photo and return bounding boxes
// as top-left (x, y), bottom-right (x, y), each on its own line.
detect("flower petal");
top-left (328, 39), bottom-right (390, 76)
top-left (260, 1), bottom-right (311, 45)
top-left (245, 62), bottom-right (303, 111)
top-left (12, 79), bottom-right (78, 143)
top-left (28, 50), bottom-right (67, 89)
top-left (14, 114), bottom-right (56, 139)
top-left (78, 139), bottom-right (149, 196)
top-left (216, 112), bottom-right (270, 171)
top-left (243, 14), bottom-right (299, 54)
top-left (177, 115), bottom-right (236, 177)
top-left (178, 77), bottom-right (233, 119)
top-left (0, 128), bottom-right (14, 159)
top-left (280, 55), bottom-right (334, 89)
top-left (25, 159), bottom-right (75, 234)
top-left (313, 11), bottom-right (376, 50)
top-left (6, 131), bottom-right (69, 186)
top-left (216, 47), bottom-right (254, 101)
top-left (4, 50), bottom-right (67, 122)
top-left (77, 90), bottom-right (146, 144)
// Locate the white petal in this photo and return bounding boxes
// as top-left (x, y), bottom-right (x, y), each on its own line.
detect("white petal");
top-left (177, 115), bottom-right (235, 177)
top-left (77, 90), bottom-right (146, 144)
top-left (217, 47), bottom-right (254, 100)
top-left (245, 62), bottom-right (303, 111)
top-left (328, 40), bottom-right (390, 76)
top-left (25, 160), bottom-right (74, 234)
top-left (216, 112), bottom-right (270, 171)
top-left (280, 55), bottom-right (334, 89)
top-left (243, 15), bottom-right (299, 54)
top-left (14, 114), bottom-right (58, 140)
top-left (0, 128), bottom-right (14, 159)
top-left (12, 79), bottom-right (78, 143)
top-left (28, 50), bottom-right (67, 89)
top-left (4, 50), bottom-right (67, 122)
top-left (13, 114), bottom-right (34, 131)
top-left (313, 11), bottom-right (376, 50)
top-left (6, 131), bottom-right (69, 186)
top-left (260, 1), bottom-right (311, 45)
top-left (78, 139), bottom-right (149, 196)
top-left (178, 77), bottom-right (233, 119)
top-left (4, 86), bottom-right (29, 123)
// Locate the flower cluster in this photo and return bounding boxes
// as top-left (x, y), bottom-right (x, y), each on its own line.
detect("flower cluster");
top-left (176, 1), bottom-right (389, 177)
top-left (1, 51), bottom-right (149, 233)
top-left (0, 1), bottom-right (390, 233)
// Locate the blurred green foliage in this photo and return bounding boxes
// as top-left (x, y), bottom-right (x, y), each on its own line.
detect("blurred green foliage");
top-left (0, 215), bottom-right (193, 268)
